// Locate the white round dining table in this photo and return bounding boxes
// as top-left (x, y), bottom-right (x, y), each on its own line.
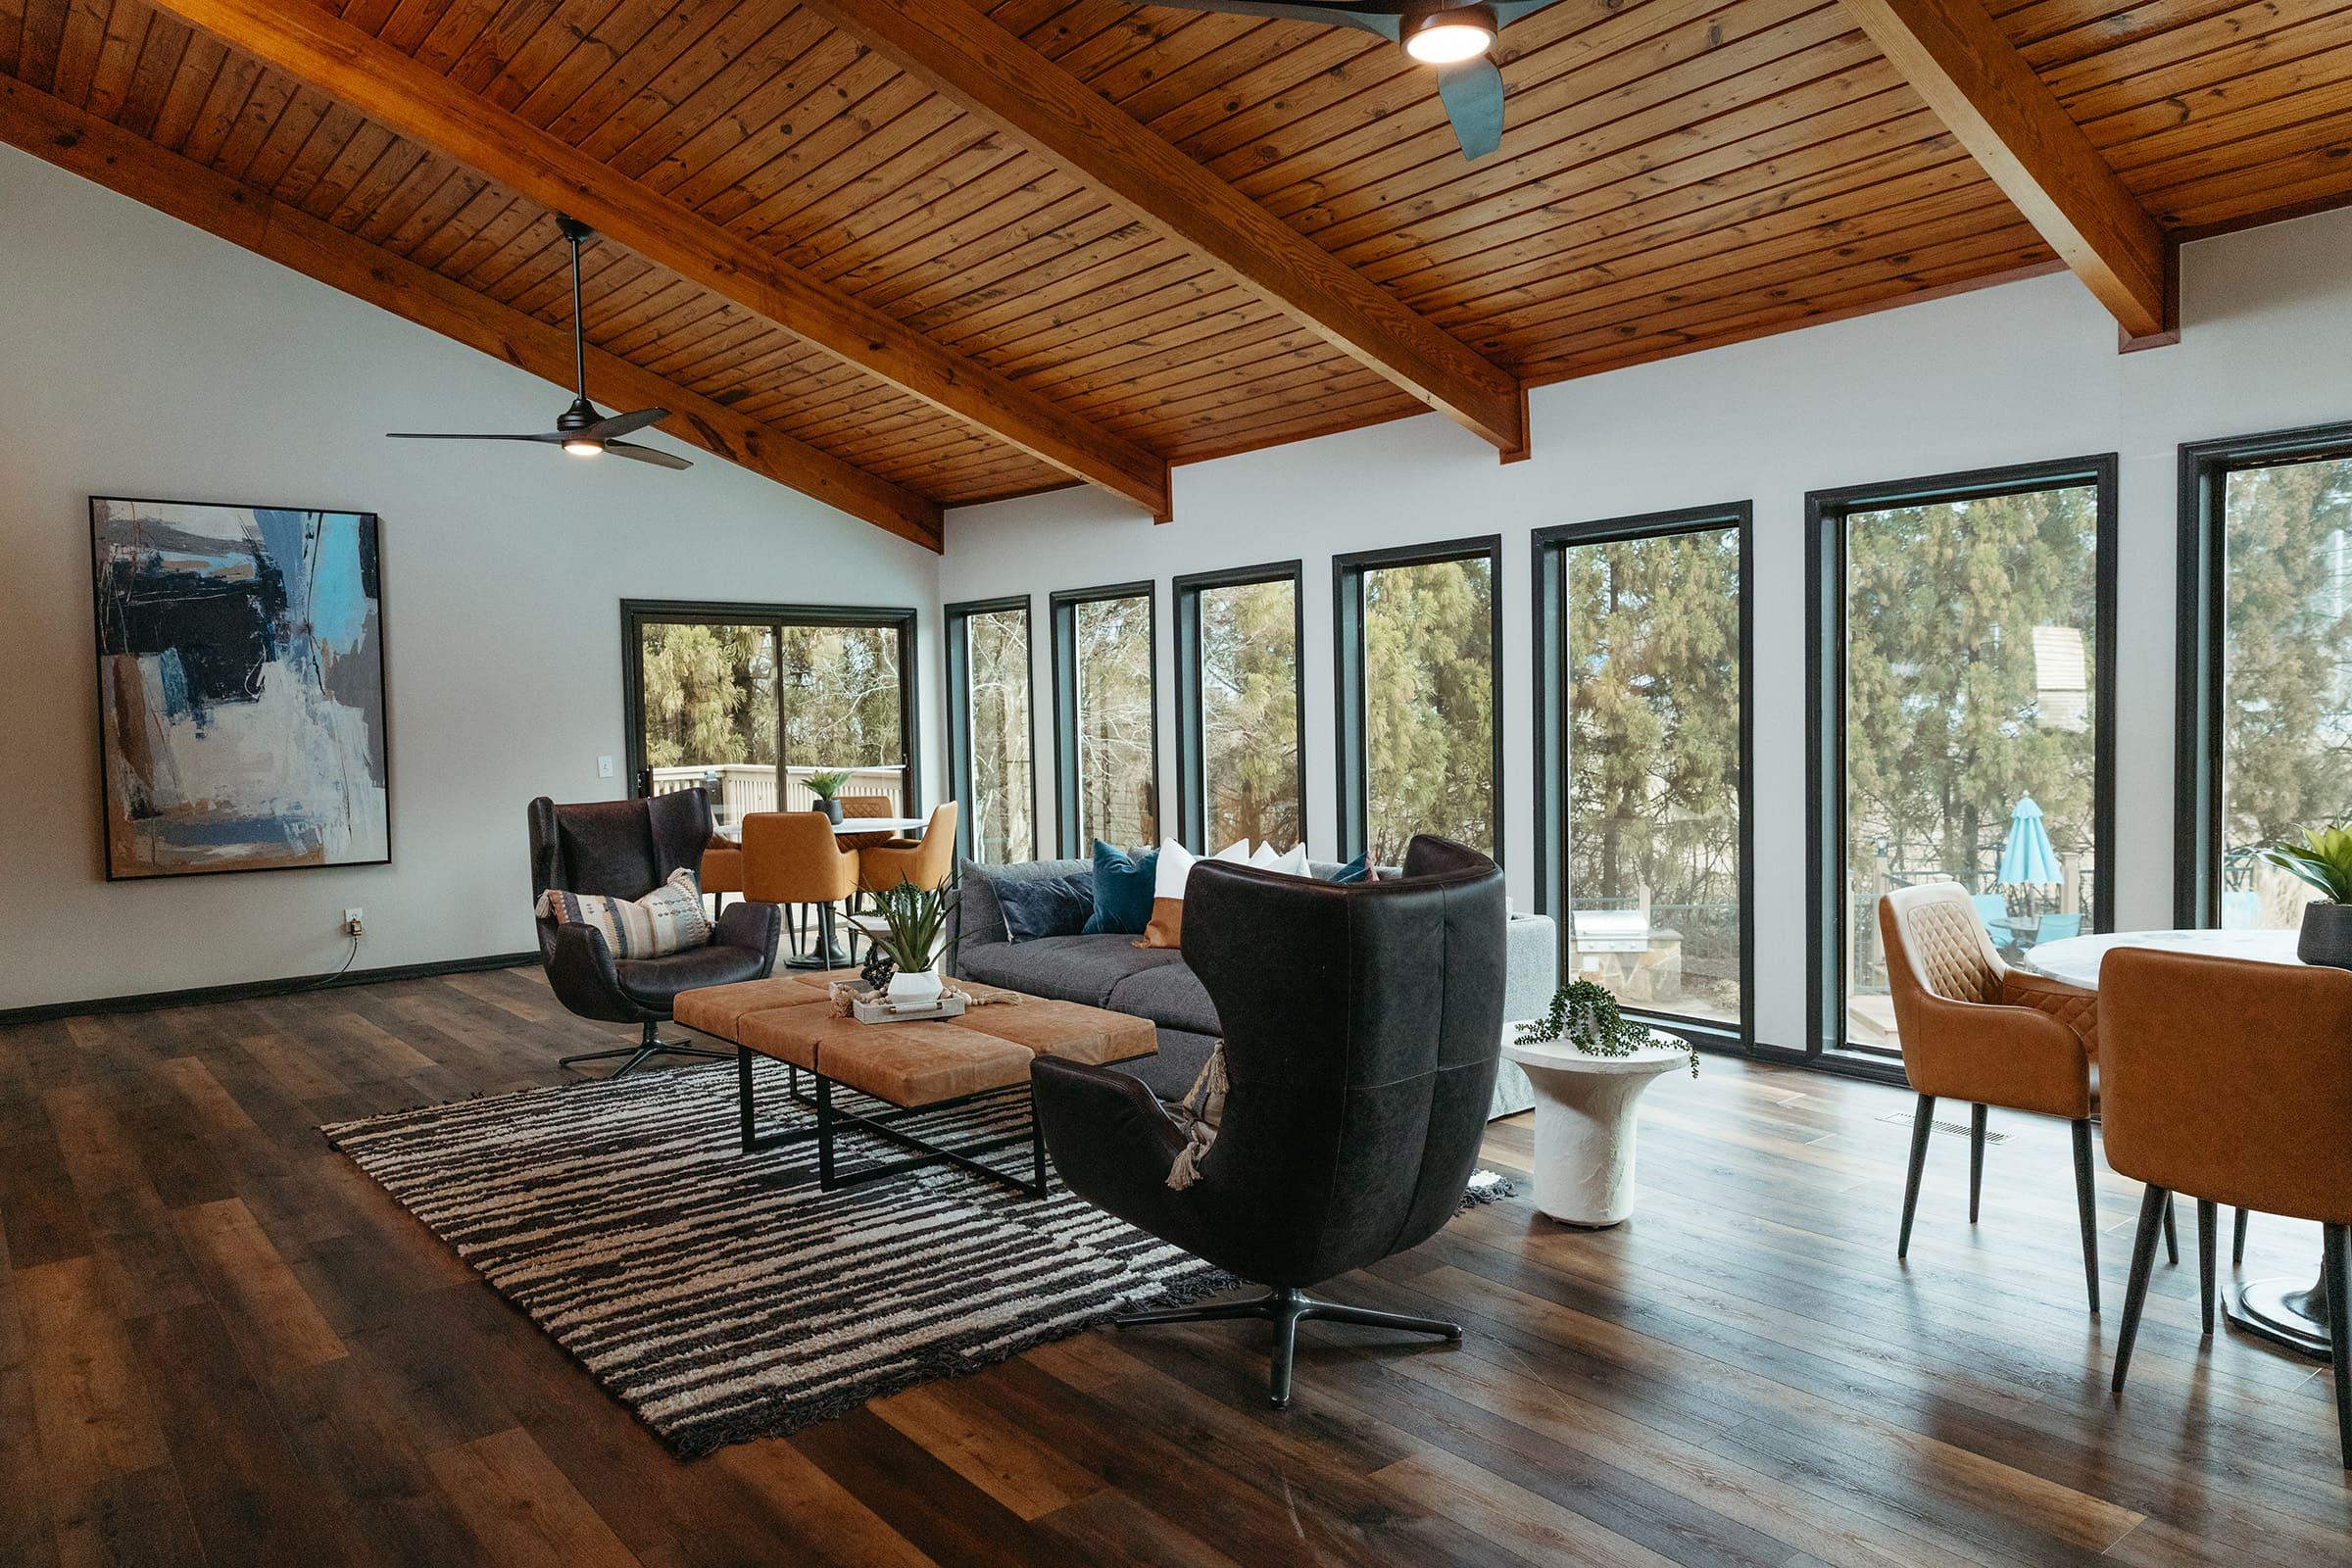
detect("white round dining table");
top-left (2018, 926), bottom-right (2331, 1359)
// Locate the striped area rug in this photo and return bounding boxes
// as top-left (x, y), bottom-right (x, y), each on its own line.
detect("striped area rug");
top-left (321, 1058), bottom-right (1234, 1456)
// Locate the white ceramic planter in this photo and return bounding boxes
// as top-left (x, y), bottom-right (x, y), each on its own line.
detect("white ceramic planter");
top-left (1500, 1029), bottom-right (1690, 1227)
top-left (886, 966), bottom-right (943, 1005)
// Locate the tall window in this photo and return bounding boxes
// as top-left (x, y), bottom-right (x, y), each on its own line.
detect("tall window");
top-left (1808, 461), bottom-right (2115, 1057)
top-left (1052, 583), bottom-right (1158, 854)
top-left (1334, 537), bottom-right (1501, 866)
top-left (946, 597), bottom-right (1035, 864)
top-left (1535, 508), bottom-right (1751, 1041)
top-left (2180, 423), bottom-right (2352, 929)
top-left (623, 601), bottom-right (917, 827)
top-left (1175, 564), bottom-right (1303, 853)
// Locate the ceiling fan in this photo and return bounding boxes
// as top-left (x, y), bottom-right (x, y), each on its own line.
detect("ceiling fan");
top-left (387, 217), bottom-right (690, 470)
top-left (1146, 2), bottom-right (1572, 161)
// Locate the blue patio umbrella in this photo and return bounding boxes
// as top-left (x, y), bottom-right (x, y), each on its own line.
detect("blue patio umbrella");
top-left (1995, 795), bottom-right (2064, 888)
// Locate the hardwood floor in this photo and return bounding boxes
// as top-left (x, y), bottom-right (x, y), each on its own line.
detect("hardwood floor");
top-left (2, 965), bottom-right (2344, 1567)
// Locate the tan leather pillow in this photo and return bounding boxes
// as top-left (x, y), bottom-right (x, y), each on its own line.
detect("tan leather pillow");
top-left (1136, 896), bottom-right (1184, 951)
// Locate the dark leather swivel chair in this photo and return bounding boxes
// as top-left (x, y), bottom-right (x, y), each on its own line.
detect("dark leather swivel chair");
top-left (1032, 835), bottom-right (1506, 1409)
top-left (527, 789), bottom-right (782, 1078)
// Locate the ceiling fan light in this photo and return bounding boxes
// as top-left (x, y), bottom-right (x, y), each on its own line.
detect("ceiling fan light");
top-left (1402, 6), bottom-right (1495, 64)
top-left (563, 439), bottom-right (604, 458)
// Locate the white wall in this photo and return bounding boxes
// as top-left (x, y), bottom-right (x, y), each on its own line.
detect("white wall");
top-left (0, 146), bottom-right (942, 1011)
top-left (940, 206), bottom-right (2352, 1054)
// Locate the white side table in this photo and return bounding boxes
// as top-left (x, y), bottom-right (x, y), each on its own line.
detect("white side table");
top-left (1501, 1029), bottom-right (1690, 1227)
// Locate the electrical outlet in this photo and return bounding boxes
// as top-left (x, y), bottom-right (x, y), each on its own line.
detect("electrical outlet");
top-left (598, 755), bottom-right (614, 778)
top-left (343, 907), bottom-right (365, 938)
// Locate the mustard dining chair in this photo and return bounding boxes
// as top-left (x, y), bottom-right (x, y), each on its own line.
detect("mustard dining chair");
top-left (742, 811), bottom-right (860, 972)
top-left (1878, 884), bottom-right (2123, 1309)
top-left (858, 802), bottom-right (958, 896)
top-left (2099, 947), bottom-right (2352, 1469)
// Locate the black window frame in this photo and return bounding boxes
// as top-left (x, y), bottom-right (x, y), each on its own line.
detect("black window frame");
top-left (620, 598), bottom-right (921, 814)
top-left (1332, 534), bottom-right (1505, 867)
top-left (1049, 580), bottom-right (1160, 858)
top-left (2175, 419), bottom-right (2352, 926)
top-left (944, 594), bottom-right (1038, 865)
top-left (1531, 504), bottom-right (1755, 1054)
top-left (1804, 457), bottom-right (2119, 1075)
top-left (1173, 560), bottom-right (1307, 854)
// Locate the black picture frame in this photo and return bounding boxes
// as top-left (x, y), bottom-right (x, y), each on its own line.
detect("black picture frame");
top-left (89, 494), bottom-right (393, 880)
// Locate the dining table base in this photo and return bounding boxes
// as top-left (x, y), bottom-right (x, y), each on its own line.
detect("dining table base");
top-left (2228, 1272), bottom-right (2333, 1359)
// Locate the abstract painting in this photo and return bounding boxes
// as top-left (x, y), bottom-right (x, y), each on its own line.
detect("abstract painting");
top-left (91, 497), bottom-right (389, 878)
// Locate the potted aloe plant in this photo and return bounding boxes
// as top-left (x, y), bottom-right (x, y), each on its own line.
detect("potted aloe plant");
top-left (865, 878), bottom-right (959, 1005)
top-left (805, 768), bottom-right (852, 824)
top-left (2259, 823), bottom-right (2352, 969)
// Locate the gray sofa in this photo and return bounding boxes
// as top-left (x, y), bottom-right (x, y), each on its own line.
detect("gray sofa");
top-left (948, 857), bottom-right (1551, 1118)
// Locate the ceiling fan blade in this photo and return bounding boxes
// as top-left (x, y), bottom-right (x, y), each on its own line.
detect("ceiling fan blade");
top-left (1493, 0), bottom-right (1578, 23)
top-left (1436, 55), bottom-right (1505, 161)
top-left (603, 439), bottom-right (694, 470)
top-left (385, 430), bottom-right (566, 442)
top-left (577, 406), bottom-right (668, 440)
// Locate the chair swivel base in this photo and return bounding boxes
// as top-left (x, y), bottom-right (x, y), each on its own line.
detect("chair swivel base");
top-left (1116, 1285), bottom-right (1461, 1409)
top-left (560, 1019), bottom-right (728, 1080)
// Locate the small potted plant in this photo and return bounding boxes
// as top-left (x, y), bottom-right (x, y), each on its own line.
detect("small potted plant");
top-left (1517, 980), bottom-right (1698, 1076)
top-left (864, 878), bottom-right (958, 1005)
top-left (2258, 822), bottom-right (2352, 969)
top-left (805, 768), bottom-right (852, 824)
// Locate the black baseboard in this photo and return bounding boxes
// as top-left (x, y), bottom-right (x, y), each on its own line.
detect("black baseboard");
top-left (0, 951), bottom-right (540, 1026)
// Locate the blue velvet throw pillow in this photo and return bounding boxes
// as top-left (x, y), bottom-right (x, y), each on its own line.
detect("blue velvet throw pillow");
top-left (1328, 852), bottom-right (1373, 884)
top-left (997, 869), bottom-right (1095, 943)
top-left (1082, 841), bottom-right (1159, 935)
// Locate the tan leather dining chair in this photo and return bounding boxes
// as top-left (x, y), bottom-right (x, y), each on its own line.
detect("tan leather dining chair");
top-left (743, 811), bottom-right (860, 972)
top-left (1878, 884), bottom-right (2114, 1308)
top-left (834, 794), bottom-right (898, 852)
top-left (859, 802), bottom-right (958, 895)
top-left (2099, 948), bottom-right (2352, 1468)
top-left (699, 834), bottom-right (743, 911)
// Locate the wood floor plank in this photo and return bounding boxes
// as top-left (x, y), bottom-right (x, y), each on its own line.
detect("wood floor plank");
top-left (426, 1426), bottom-right (643, 1568)
top-left (170, 1197), bottom-right (351, 1372)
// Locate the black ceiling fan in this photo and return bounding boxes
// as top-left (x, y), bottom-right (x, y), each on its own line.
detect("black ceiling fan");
top-left (387, 216), bottom-right (690, 470)
top-left (1145, 2), bottom-right (1572, 161)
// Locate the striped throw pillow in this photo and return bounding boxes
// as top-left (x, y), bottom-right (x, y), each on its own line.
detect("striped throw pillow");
top-left (534, 867), bottom-right (710, 957)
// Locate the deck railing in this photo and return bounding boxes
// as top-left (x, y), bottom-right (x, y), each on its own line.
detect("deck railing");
top-left (648, 763), bottom-right (906, 822)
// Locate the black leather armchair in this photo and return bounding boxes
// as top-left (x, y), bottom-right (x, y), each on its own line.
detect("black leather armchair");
top-left (527, 789), bottom-right (781, 1078)
top-left (1032, 835), bottom-right (1507, 1408)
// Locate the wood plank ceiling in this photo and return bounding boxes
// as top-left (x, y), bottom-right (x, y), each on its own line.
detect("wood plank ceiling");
top-left (3, 0), bottom-right (2349, 545)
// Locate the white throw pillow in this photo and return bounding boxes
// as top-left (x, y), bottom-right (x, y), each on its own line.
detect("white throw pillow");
top-left (535, 866), bottom-right (710, 957)
top-left (1248, 841), bottom-right (1314, 878)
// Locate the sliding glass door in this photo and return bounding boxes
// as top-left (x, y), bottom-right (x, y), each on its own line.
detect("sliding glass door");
top-left (623, 601), bottom-right (917, 827)
top-left (1535, 508), bottom-right (1751, 1042)
top-left (1809, 461), bottom-right (2115, 1058)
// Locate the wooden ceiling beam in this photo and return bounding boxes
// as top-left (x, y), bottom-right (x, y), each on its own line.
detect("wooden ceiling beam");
top-left (139, 0), bottom-right (1171, 517)
top-left (0, 75), bottom-right (944, 550)
top-left (801, 0), bottom-right (1530, 460)
top-left (1838, 0), bottom-right (2175, 343)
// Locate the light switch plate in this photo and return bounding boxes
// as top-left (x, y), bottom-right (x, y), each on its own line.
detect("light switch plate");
top-left (598, 756), bottom-right (614, 778)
